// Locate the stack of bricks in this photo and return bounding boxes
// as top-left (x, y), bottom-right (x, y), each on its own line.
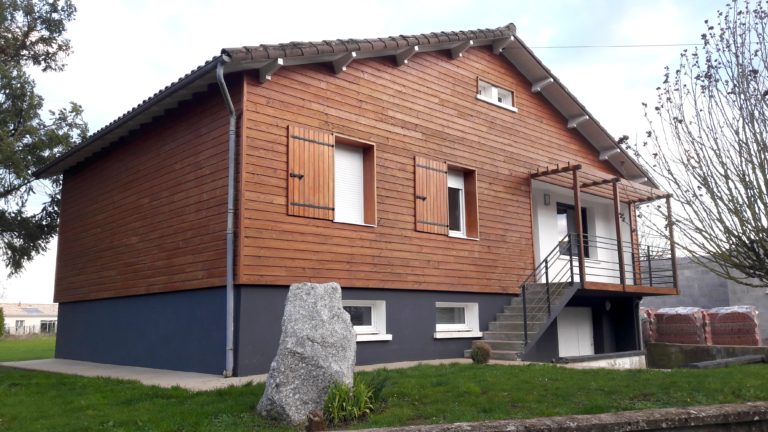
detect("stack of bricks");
top-left (653, 307), bottom-right (711, 345)
top-left (640, 308), bottom-right (656, 347)
top-left (705, 306), bottom-right (761, 346)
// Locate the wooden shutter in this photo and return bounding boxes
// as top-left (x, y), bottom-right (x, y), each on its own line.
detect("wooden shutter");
top-left (287, 126), bottom-right (334, 220)
top-left (415, 156), bottom-right (449, 234)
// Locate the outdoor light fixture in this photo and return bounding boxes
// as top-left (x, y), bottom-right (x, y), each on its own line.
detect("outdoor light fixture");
top-left (544, 193), bottom-right (551, 206)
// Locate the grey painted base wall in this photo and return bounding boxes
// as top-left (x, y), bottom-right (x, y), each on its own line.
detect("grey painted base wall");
top-left (522, 293), bottom-right (641, 362)
top-left (55, 285), bottom-right (646, 375)
top-left (56, 287), bottom-right (226, 374)
top-left (235, 286), bottom-right (511, 376)
top-left (56, 285), bottom-right (511, 376)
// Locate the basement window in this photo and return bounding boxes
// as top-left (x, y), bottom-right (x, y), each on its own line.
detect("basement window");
top-left (477, 79), bottom-right (517, 112)
top-left (342, 300), bottom-right (392, 342)
top-left (434, 302), bottom-right (482, 339)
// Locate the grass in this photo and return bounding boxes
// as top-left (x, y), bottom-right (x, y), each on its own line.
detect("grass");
top-left (0, 335), bottom-right (56, 362)
top-left (1, 361), bottom-right (767, 431)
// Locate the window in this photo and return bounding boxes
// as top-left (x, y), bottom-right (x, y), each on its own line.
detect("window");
top-left (335, 144), bottom-right (365, 224)
top-left (415, 156), bottom-right (479, 238)
top-left (287, 126), bottom-right (376, 225)
top-left (477, 79), bottom-right (517, 112)
top-left (342, 300), bottom-right (392, 342)
top-left (557, 203), bottom-right (590, 258)
top-left (15, 320), bottom-right (24, 332)
top-left (448, 170), bottom-right (465, 236)
top-left (434, 302), bottom-right (482, 339)
top-left (40, 320), bottom-right (56, 334)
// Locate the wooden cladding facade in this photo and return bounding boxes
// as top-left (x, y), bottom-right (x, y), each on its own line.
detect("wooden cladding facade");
top-left (54, 46), bottom-right (632, 302)
top-left (237, 47), bottom-right (622, 295)
top-left (414, 157), bottom-right (449, 235)
top-left (287, 126), bottom-right (335, 220)
top-left (54, 84), bottom-right (240, 302)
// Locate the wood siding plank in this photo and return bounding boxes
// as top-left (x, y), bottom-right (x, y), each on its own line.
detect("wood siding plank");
top-left (239, 48), bottom-right (623, 294)
top-left (54, 84), bottom-right (241, 302)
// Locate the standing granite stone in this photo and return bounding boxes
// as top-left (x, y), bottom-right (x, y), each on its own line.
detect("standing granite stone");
top-left (256, 282), bottom-right (356, 424)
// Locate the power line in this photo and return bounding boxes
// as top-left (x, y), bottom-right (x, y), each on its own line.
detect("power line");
top-left (529, 43), bottom-right (703, 49)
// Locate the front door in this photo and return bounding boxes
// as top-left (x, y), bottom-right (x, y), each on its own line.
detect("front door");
top-left (557, 307), bottom-right (595, 357)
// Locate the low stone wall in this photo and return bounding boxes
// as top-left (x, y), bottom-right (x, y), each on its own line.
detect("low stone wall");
top-left (646, 342), bottom-right (768, 369)
top-left (354, 402), bottom-right (768, 432)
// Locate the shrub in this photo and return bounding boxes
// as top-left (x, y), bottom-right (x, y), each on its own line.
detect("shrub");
top-left (470, 341), bottom-right (492, 364)
top-left (323, 378), bottom-right (375, 426)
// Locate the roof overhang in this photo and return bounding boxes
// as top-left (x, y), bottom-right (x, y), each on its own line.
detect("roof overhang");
top-left (35, 23), bottom-right (656, 187)
top-left (501, 38), bottom-right (657, 187)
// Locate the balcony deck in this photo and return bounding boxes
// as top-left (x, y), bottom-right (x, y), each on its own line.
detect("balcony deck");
top-left (582, 280), bottom-right (678, 296)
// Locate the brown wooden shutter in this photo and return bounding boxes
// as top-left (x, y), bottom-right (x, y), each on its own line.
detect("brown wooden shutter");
top-left (414, 156), bottom-right (448, 234)
top-left (287, 126), bottom-right (334, 220)
top-left (464, 170), bottom-right (480, 238)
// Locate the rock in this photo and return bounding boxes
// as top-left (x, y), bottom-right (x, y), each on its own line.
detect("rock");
top-left (257, 282), bottom-right (356, 424)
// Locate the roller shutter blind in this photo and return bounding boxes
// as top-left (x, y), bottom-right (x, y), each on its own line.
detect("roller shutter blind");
top-left (287, 126), bottom-right (335, 220)
top-left (414, 156), bottom-right (449, 234)
top-left (334, 144), bottom-right (364, 224)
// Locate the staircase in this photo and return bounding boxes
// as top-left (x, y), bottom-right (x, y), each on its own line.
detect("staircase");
top-left (466, 235), bottom-right (581, 361)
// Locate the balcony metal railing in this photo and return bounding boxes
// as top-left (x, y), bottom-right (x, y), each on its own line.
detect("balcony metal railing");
top-left (519, 232), bottom-right (676, 348)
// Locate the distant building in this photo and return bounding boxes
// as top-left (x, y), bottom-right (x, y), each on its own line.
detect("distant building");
top-left (1, 303), bottom-right (58, 336)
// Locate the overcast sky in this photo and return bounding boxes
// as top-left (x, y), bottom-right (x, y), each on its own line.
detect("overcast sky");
top-left (2, 0), bottom-right (726, 303)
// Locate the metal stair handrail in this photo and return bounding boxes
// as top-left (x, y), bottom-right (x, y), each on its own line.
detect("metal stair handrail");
top-left (519, 233), bottom-right (577, 348)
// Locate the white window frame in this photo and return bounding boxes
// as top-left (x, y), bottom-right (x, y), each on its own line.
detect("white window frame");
top-left (342, 300), bottom-right (392, 342)
top-left (447, 170), bottom-right (466, 238)
top-left (434, 302), bottom-right (482, 339)
top-left (476, 79), bottom-right (518, 113)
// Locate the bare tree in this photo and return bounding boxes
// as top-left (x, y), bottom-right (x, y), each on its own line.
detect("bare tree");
top-left (625, 0), bottom-right (767, 287)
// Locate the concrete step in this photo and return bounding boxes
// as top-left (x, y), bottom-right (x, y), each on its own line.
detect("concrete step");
top-left (490, 350), bottom-right (520, 361)
top-left (483, 340), bottom-right (524, 351)
top-left (463, 349), bottom-right (521, 361)
top-left (495, 312), bottom-right (527, 321)
top-left (482, 331), bottom-right (526, 341)
top-left (500, 308), bottom-right (548, 323)
top-left (488, 321), bottom-right (543, 333)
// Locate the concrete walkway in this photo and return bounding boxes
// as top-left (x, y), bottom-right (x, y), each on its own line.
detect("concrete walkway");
top-left (0, 358), bottom-right (493, 391)
top-left (1, 355), bottom-right (644, 391)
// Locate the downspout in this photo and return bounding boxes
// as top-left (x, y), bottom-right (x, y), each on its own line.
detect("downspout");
top-left (216, 55), bottom-right (236, 377)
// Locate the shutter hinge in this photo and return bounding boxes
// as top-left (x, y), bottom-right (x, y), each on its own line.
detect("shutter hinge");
top-left (290, 172), bottom-right (305, 180)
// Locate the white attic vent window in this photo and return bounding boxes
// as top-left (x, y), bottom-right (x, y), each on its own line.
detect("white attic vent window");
top-left (476, 79), bottom-right (517, 113)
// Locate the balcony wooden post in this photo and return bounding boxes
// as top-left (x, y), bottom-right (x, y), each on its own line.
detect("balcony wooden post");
top-left (572, 169), bottom-right (586, 284)
top-left (666, 196), bottom-right (680, 293)
top-left (628, 202), bottom-right (642, 286)
top-left (612, 180), bottom-right (626, 289)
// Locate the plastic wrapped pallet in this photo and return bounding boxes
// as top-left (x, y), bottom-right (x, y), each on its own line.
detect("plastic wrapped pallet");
top-left (653, 307), bottom-right (711, 345)
top-left (706, 306), bottom-right (761, 347)
top-left (640, 307), bottom-right (656, 345)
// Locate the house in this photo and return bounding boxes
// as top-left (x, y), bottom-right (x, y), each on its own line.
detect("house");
top-left (642, 257), bottom-right (767, 345)
top-left (1, 303), bottom-right (58, 336)
top-left (34, 23), bottom-right (679, 376)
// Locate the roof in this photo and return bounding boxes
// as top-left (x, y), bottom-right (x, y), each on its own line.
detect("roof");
top-left (34, 23), bottom-right (656, 187)
top-left (1, 303), bottom-right (58, 317)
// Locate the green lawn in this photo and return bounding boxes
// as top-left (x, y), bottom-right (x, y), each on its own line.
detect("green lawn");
top-left (0, 336), bottom-right (56, 362)
top-left (1, 362), bottom-right (767, 431)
